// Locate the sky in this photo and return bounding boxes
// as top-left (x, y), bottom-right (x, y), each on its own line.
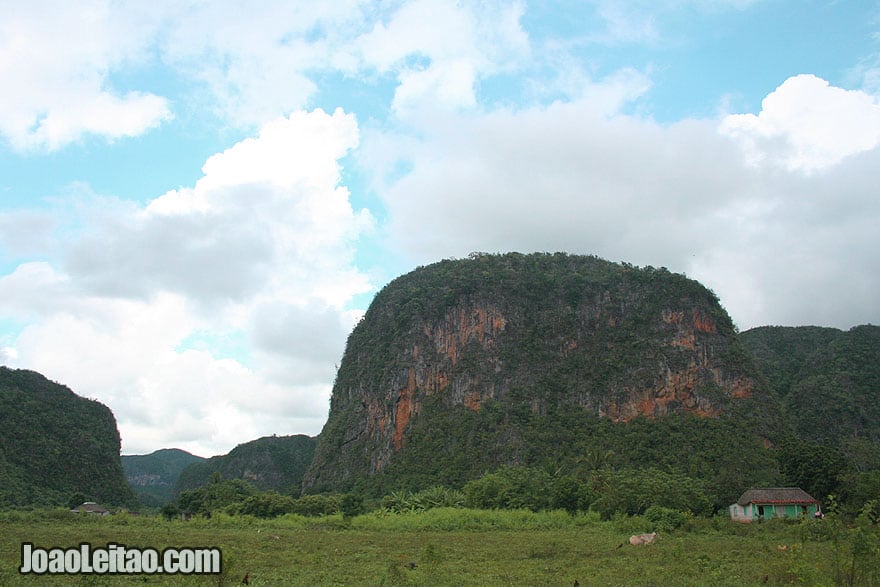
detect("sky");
top-left (1, 0), bottom-right (879, 457)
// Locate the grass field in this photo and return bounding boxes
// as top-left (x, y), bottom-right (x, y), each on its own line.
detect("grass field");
top-left (0, 508), bottom-right (876, 586)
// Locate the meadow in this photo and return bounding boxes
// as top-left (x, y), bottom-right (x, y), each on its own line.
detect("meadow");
top-left (0, 507), bottom-right (877, 586)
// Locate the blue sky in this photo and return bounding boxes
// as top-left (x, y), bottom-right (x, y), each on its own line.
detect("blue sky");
top-left (1, 0), bottom-right (879, 456)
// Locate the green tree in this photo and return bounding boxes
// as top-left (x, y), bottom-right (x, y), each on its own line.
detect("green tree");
top-left (591, 468), bottom-right (711, 519)
top-left (176, 479), bottom-right (257, 516)
top-left (235, 491), bottom-right (296, 519)
top-left (160, 502), bottom-right (179, 521)
top-left (340, 493), bottom-right (364, 520)
top-left (779, 439), bottom-right (847, 502)
top-left (550, 475), bottom-right (592, 515)
top-left (292, 494), bottom-right (340, 516)
top-left (67, 492), bottom-right (88, 510)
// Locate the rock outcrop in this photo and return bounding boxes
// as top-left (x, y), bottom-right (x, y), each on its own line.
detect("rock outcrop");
top-left (303, 253), bottom-right (773, 493)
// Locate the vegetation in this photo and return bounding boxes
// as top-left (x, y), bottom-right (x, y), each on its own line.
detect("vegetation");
top-left (306, 252), bottom-right (780, 496)
top-left (174, 435), bottom-right (316, 496)
top-left (742, 325), bottom-right (880, 510)
top-left (0, 367), bottom-right (135, 508)
top-left (1, 506), bottom-right (878, 586)
top-left (3, 253), bottom-right (878, 585)
top-left (122, 449), bottom-right (205, 507)
top-left (741, 325), bottom-right (880, 447)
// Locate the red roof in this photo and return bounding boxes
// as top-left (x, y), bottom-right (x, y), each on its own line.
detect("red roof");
top-left (736, 488), bottom-right (817, 506)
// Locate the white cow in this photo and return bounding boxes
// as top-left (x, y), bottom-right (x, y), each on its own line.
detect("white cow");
top-left (628, 532), bottom-right (658, 546)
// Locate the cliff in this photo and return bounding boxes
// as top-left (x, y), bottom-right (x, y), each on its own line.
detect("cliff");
top-left (0, 367), bottom-right (135, 507)
top-left (303, 253), bottom-right (779, 494)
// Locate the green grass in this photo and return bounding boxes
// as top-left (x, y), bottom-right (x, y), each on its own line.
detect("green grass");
top-left (0, 508), bottom-right (874, 586)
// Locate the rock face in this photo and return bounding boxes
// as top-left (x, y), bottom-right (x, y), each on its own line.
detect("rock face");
top-left (303, 253), bottom-right (769, 493)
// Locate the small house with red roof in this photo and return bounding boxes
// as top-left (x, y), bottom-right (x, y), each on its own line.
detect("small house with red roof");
top-left (729, 488), bottom-right (819, 522)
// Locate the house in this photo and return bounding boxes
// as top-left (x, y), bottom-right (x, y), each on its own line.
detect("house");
top-left (729, 488), bottom-right (819, 522)
top-left (70, 502), bottom-right (110, 516)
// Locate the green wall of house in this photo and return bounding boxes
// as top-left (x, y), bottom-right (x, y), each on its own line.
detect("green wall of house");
top-left (756, 503), bottom-right (818, 519)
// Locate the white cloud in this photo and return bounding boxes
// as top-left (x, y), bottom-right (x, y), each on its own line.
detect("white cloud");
top-left (721, 74), bottom-right (880, 172)
top-left (0, 1), bottom-right (171, 151)
top-left (1, 0), bottom-right (532, 145)
top-left (355, 0), bottom-right (529, 115)
top-left (0, 108), bottom-right (373, 455)
top-left (156, 0), bottom-right (373, 127)
top-left (366, 79), bottom-right (880, 332)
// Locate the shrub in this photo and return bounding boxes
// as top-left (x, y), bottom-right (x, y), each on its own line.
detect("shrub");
top-left (340, 493), bottom-right (364, 520)
top-left (644, 505), bottom-right (687, 532)
top-left (383, 487), bottom-right (465, 513)
top-left (591, 468), bottom-right (711, 519)
top-left (291, 494), bottom-right (340, 517)
top-left (234, 491), bottom-right (295, 519)
top-left (550, 476), bottom-right (593, 515)
top-left (463, 467), bottom-right (552, 511)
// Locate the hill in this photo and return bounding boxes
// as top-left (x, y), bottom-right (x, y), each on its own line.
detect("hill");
top-left (303, 253), bottom-right (783, 502)
top-left (174, 434), bottom-right (316, 495)
top-left (740, 324), bottom-right (880, 466)
top-left (122, 449), bottom-right (205, 507)
top-left (0, 367), bottom-right (135, 508)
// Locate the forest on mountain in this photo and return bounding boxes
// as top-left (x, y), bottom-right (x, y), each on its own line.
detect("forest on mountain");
top-left (153, 255), bottom-right (880, 526)
top-left (303, 252), bottom-right (782, 507)
top-left (122, 448), bottom-right (205, 507)
top-left (173, 434), bottom-right (316, 496)
top-left (740, 324), bottom-right (880, 514)
top-left (0, 367), bottom-right (135, 508)
top-left (2, 253), bottom-right (877, 524)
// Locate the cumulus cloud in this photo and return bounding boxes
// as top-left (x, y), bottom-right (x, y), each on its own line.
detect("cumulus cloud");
top-left (0, 1), bottom-right (171, 151)
top-left (0, 109), bottom-right (373, 454)
top-left (721, 74), bottom-right (880, 172)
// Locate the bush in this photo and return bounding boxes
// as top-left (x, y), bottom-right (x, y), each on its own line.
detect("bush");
top-left (234, 491), bottom-right (295, 519)
top-left (550, 476), bottom-right (593, 515)
top-left (591, 468), bottom-right (711, 519)
top-left (644, 505), bottom-right (687, 532)
top-left (340, 493), bottom-right (364, 520)
top-left (463, 467), bottom-right (553, 511)
top-left (291, 494), bottom-right (340, 517)
top-left (382, 486), bottom-right (465, 513)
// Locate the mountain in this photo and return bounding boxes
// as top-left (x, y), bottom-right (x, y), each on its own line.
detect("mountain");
top-left (740, 324), bottom-right (880, 454)
top-left (122, 449), bottom-right (205, 507)
top-left (174, 434), bottom-right (316, 495)
top-left (0, 367), bottom-right (135, 508)
top-left (302, 253), bottom-right (782, 499)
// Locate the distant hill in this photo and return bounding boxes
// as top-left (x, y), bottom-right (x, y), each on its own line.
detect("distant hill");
top-left (122, 449), bottom-right (205, 507)
top-left (0, 367), bottom-right (135, 508)
top-left (740, 325), bottom-right (880, 448)
top-left (303, 253), bottom-right (783, 503)
top-left (174, 435), bottom-right (316, 495)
